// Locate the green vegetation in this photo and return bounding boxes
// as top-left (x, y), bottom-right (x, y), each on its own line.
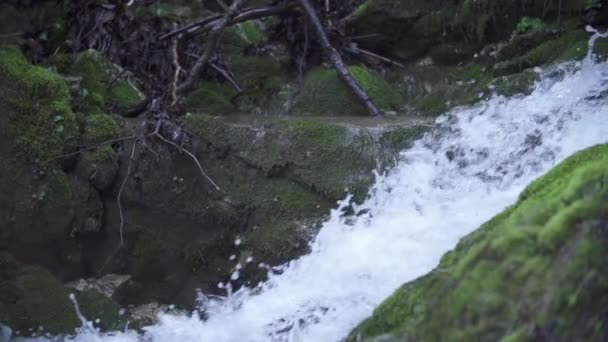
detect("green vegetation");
top-left (293, 66), bottom-right (403, 115)
top-left (0, 253), bottom-right (123, 335)
top-left (494, 30), bottom-right (589, 75)
top-left (184, 81), bottom-right (237, 115)
top-left (66, 50), bottom-right (144, 114)
top-left (349, 144), bottom-right (608, 341)
top-left (0, 46), bottom-right (78, 162)
top-left (82, 113), bottom-right (121, 144)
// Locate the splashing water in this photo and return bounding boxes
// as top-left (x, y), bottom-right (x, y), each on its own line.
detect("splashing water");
top-left (6, 31), bottom-right (608, 342)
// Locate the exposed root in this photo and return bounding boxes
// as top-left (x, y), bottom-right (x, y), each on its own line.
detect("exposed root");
top-left (155, 132), bottom-right (222, 192)
top-left (117, 139), bottom-right (138, 246)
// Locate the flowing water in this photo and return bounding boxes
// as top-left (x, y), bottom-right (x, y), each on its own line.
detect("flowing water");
top-left (5, 31), bottom-right (608, 342)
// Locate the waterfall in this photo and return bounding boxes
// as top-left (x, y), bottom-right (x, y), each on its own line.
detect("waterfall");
top-left (6, 32), bottom-right (608, 342)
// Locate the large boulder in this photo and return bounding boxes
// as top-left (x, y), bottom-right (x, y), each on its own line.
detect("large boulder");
top-left (0, 46), bottom-right (94, 279)
top-left (348, 144), bottom-right (608, 341)
top-left (0, 253), bottom-right (123, 337)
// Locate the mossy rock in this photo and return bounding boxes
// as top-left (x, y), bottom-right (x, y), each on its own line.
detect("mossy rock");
top-left (184, 81), bottom-right (237, 115)
top-left (491, 70), bottom-right (539, 97)
top-left (349, 144), bottom-right (608, 341)
top-left (352, 0), bottom-right (446, 59)
top-left (494, 30), bottom-right (590, 76)
top-left (292, 66), bottom-right (403, 116)
top-left (186, 115), bottom-right (379, 202)
top-left (228, 54), bottom-right (287, 111)
top-left (0, 253), bottom-right (123, 336)
top-left (75, 289), bottom-right (124, 331)
top-left (0, 46), bottom-right (78, 162)
top-left (75, 145), bottom-right (119, 192)
top-left (82, 113), bottom-right (121, 144)
top-left (65, 49), bottom-right (145, 115)
top-left (409, 64), bottom-right (493, 116)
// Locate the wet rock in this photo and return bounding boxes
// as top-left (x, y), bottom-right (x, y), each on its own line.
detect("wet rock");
top-left (348, 144), bottom-right (608, 341)
top-left (0, 253), bottom-right (123, 336)
top-left (66, 274), bottom-right (131, 299)
top-left (428, 43), bottom-right (473, 66)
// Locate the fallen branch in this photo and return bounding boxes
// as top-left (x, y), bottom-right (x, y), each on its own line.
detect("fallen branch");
top-left (160, 4), bottom-right (295, 41)
top-left (296, 0), bottom-right (384, 116)
top-left (155, 133), bottom-right (222, 192)
top-left (344, 44), bottom-right (404, 68)
top-left (176, 0), bottom-right (246, 94)
top-left (170, 27), bottom-right (183, 106)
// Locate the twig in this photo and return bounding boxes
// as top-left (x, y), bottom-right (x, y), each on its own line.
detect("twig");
top-left (176, 0), bottom-right (246, 94)
top-left (345, 45), bottom-right (405, 68)
top-left (43, 135), bottom-right (140, 163)
top-left (117, 140), bottom-right (138, 246)
top-left (155, 133), bottom-right (222, 192)
top-left (210, 62), bottom-right (243, 93)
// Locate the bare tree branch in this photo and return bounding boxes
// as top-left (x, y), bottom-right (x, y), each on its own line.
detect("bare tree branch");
top-left (176, 0), bottom-right (246, 95)
top-left (160, 4), bottom-right (294, 41)
top-left (345, 44), bottom-right (405, 68)
top-left (295, 0), bottom-right (384, 116)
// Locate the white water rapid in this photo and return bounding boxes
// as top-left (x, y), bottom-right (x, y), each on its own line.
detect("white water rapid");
top-left (6, 31), bottom-right (608, 342)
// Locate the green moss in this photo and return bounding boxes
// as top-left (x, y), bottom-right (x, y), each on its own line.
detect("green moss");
top-left (412, 64), bottom-right (493, 116)
top-left (0, 256), bottom-right (80, 335)
top-left (0, 46), bottom-right (78, 162)
top-left (75, 289), bottom-right (123, 331)
top-left (224, 21), bottom-right (266, 48)
top-left (494, 30), bottom-right (589, 75)
top-left (491, 70), bottom-right (538, 97)
top-left (185, 115), bottom-right (378, 202)
top-left (293, 66), bottom-right (403, 116)
top-left (349, 144), bottom-right (608, 341)
top-left (107, 80), bottom-right (143, 110)
top-left (184, 81), bottom-right (237, 115)
top-left (0, 254), bottom-right (123, 335)
top-left (69, 50), bottom-right (144, 114)
top-left (228, 54), bottom-right (286, 110)
top-left (515, 17), bottom-right (547, 34)
top-left (82, 113), bottom-right (120, 144)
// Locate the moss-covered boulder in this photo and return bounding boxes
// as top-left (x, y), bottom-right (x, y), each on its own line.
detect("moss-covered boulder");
top-left (0, 253), bottom-right (122, 336)
top-left (396, 62), bottom-right (537, 117)
top-left (349, 144), bottom-right (608, 341)
top-left (494, 30), bottom-right (591, 76)
top-left (184, 81), bottom-right (238, 115)
top-left (57, 49), bottom-right (145, 115)
top-left (292, 66), bottom-right (403, 116)
top-left (0, 46), bottom-right (89, 277)
top-left (0, 46), bottom-right (78, 162)
top-left (186, 115), bottom-right (380, 201)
